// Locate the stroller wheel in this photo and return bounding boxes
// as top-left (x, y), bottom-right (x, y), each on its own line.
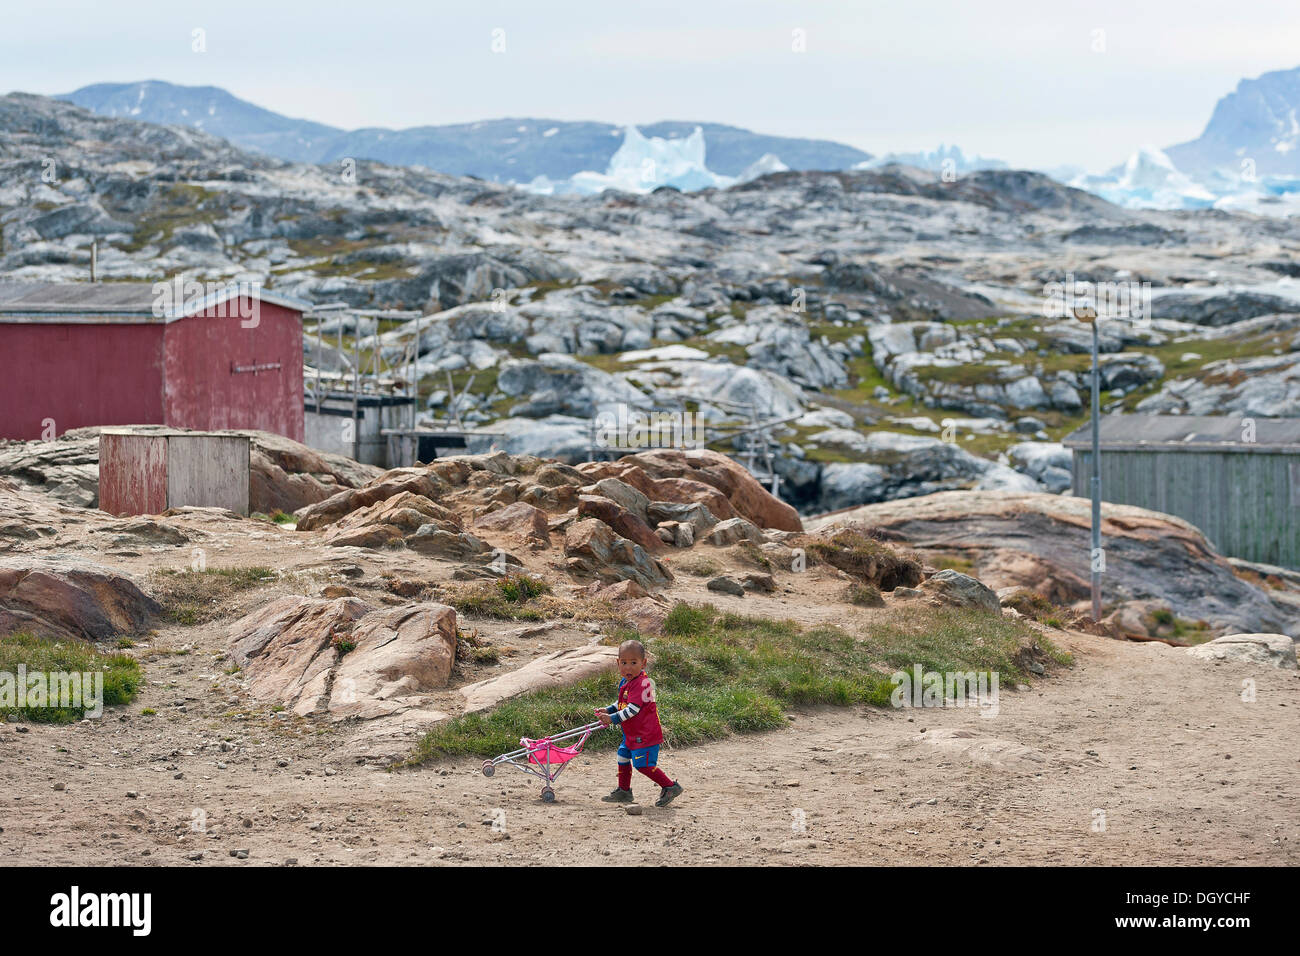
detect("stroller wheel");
top-left (481, 760), bottom-right (495, 777)
top-left (541, 787), bottom-right (556, 803)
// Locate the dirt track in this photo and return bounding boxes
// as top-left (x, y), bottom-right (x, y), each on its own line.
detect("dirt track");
top-left (3, 622), bottom-right (1295, 866)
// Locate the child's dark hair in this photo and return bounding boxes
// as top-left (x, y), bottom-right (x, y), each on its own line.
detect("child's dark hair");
top-left (618, 639), bottom-right (646, 659)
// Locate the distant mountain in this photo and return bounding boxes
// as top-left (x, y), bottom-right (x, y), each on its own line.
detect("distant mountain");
top-left (58, 80), bottom-right (341, 161)
top-left (59, 80), bottom-right (871, 181)
top-left (1165, 65), bottom-right (1300, 178)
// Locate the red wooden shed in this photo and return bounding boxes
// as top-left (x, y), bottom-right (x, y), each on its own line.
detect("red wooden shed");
top-left (0, 281), bottom-right (310, 441)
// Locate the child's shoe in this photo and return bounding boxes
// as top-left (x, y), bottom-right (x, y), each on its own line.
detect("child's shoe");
top-left (654, 782), bottom-right (684, 807)
top-left (601, 788), bottom-right (634, 803)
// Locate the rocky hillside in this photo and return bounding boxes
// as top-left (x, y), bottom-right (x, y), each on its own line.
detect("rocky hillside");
top-left (4, 93), bottom-right (1300, 515)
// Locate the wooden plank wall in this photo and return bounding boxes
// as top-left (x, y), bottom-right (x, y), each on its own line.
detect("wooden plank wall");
top-left (98, 432), bottom-right (168, 516)
top-left (165, 435), bottom-right (250, 516)
top-left (1072, 450), bottom-right (1300, 567)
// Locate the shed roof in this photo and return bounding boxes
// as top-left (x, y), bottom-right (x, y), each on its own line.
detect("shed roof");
top-left (1063, 414), bottom-right (1300, 453)
top-left (100, 426), bottom-right (251, 440)
top-left (0, 281), bottom-right (311, 323)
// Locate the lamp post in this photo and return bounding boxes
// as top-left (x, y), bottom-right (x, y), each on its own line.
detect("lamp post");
top-left (1074, 303), bottom-right (1102, 621)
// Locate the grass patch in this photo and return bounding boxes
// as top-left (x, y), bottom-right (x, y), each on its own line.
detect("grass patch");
top-left (442, 574), bottom-right (551, 621)
top-left (117, 183), bottom-right (222, 253)
top-left (0, 632), bottom-right (142, 723)
top-left (806, 526), bottom-right (923, 590)
top-left (674, 556), bottom-right (723, 578)
top-left (1143, 608), bottom-right (1214, 645)
top-left (1034, 633), bottom-right (1074, 667)
top-left (150, 566), bottom-right (278, 625)
top-left (441, 574), bottom-right (620, 625)
top-left (826, 341), bottom-right (895, 405)
top-left (999, 588), bottom-right (1060, 622)
top-left (732, 540), bottom-right (774, 571)
top-left (498, 574), bottom-right (550, 603)
top-left (662, 602), bottom-right (713, 637)
top-left (402, 601), bottom-right (1057, 766)
top-left (251, 511), bottom-right (295, 524)
top-left (471, 646), bottom-right (501, 664)
top-left (844, 583), bottom-right (884, 607)
top-left (930, 552), bottom-right (976, 575)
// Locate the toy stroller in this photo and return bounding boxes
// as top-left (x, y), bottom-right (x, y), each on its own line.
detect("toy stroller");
top-left (481, 720), bottom-right (605, 802)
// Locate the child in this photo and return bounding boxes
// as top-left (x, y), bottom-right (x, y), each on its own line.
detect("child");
top-left (594, 639), bottom-right (683, 807)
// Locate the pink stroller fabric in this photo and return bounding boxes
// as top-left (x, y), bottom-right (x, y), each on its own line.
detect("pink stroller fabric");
top-left (522, 736), bottom-right (585, 766)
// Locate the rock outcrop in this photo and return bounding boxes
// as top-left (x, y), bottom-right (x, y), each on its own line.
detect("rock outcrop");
top-left (809, 491), bottom-right (1298, 636)
top-left (581, 448), bottom-right (802, 532)
top-left (1137, 354), bottom-right (1300, 418)
top-left (1151, 292), bottom-right (1297, 327)
top-left (473, 501), bottom-right (551, 539)
top-left (0, 559), bottom-right (159, 641)
top-left (295, 472), bottom-right (450, 531)
top-left (459, 644), bottom-right (624, 713)
top-left (806, 431), bottom-right (1039, 511)
top-left (917, 569), bottom-right (1002, 614)
top-left (226, 596), bottom-right (460, 719)
top-left (329, 603), bottom-right (459, 718)
top-left (563, 519), bottom-right (673, 590)
top-left (0, 436), bottom-right (99, 507)
top-left (287, 449), bottom-right (795, 595)
top-left (321, 491), bottom-right (489, 557)
top-left (1185, 633), bottom-right (1298, 669)
top-left (577, 495), bottom-right (665, 553)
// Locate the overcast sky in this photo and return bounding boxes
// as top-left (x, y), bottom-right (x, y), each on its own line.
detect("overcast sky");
top-left (3, 0), bottom-right (1298, 171)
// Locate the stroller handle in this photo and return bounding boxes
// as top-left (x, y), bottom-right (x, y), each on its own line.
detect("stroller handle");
top-left (487, 720), bottom-right (611, 767)
top-left (545, 720), bottom-right (607, 740)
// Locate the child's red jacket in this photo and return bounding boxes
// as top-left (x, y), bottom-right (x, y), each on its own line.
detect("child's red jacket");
top-left (608, 672), bottom-right (663, 748)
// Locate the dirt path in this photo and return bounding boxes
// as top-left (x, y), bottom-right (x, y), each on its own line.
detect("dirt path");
top-left (3, 625), bottom-right (1295, 866)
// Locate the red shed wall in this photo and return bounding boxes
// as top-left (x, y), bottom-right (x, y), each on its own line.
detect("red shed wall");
top-left (162, 298), bottom-right (304, 441)
top-left (0, 322), bottom-right (165, 439)
top-left (98, 432), bottom-right (169, 516)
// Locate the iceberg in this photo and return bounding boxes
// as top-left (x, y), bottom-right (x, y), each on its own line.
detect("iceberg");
top-left (523, 125), bottom-right (735, 196)
top-left (736, 152), bottom-right (789, 182)
top-left (1066, 144), bottom-right (1300, 215)
top-left (1079, 145), bottom-right (1216, 210)
top-left (856, 143), bottom-right (1007, 176)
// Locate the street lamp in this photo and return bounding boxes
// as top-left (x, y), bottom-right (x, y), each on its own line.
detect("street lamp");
top-left (1073, 303), bottom-right (1102, 621)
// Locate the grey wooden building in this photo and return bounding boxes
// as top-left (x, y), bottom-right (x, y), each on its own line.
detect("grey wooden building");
top-left (1063, 415), bottom-right (1300, 569)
